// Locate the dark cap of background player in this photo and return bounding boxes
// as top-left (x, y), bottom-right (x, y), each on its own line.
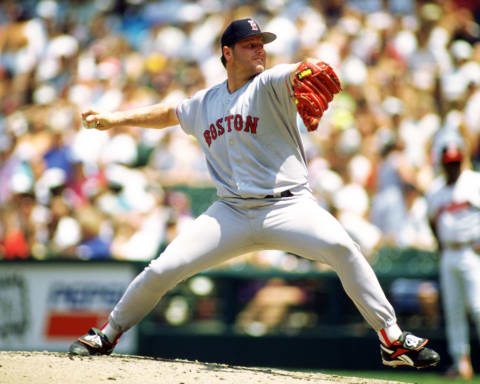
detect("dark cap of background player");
top-left (441, 144), bottom-right (464, 164)
top-left (220, 18), bottom-right (276, 66)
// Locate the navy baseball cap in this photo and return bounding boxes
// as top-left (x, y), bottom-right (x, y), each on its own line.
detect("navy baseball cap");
top-left (221, 18), bottom-right (276, 47)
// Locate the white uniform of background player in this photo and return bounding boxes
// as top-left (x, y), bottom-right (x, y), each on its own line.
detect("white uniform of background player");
top-left (426, 143), bottom-right (480, 379)
top-left (70, 18), bottom-right (439, 368)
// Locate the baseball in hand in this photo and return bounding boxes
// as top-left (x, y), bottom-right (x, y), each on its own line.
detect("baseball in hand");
top-left (82, 115), bottom-right (97, 129)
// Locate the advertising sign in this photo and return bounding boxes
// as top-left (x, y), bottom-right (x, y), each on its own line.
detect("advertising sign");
top-left (0, 262), bottom-right (137, 353)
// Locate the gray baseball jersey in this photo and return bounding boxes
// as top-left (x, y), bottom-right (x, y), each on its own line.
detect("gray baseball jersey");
top-left (176, 64), bottom-right (309, 198)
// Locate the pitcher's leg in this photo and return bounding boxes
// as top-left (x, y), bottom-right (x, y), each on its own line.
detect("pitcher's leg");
top-left (109, 201), bottom-right (256, 332)
top-left (261, 198), bottom-right (396, 331)
top-left (259, 198), bottom-right (440, 368)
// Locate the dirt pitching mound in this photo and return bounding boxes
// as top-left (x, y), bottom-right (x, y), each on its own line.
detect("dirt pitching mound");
top-left (0, 351), bottom-right (409, 384)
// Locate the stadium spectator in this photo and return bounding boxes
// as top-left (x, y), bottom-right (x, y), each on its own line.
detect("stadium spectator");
top-left (0, 0), bottom-right (478, 272)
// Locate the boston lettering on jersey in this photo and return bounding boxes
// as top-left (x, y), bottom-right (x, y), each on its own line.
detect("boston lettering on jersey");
top-left (203, 114), bottom-right (259, 147)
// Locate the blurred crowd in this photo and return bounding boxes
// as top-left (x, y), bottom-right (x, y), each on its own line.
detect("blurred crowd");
top-left (1, 0), bottom-right (479, 267)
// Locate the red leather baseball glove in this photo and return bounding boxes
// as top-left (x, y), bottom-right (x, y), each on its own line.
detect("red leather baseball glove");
top-left (292, 61), bottom-right (341, 131)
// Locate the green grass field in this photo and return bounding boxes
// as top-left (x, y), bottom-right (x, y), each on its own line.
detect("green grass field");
top-left (322, 370), bottom-right (480, 384)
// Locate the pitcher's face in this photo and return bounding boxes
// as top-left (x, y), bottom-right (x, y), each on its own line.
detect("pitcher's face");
top-left (231, 35), bottom-right (266, 76)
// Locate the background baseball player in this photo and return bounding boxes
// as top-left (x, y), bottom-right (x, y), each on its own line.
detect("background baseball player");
top-left (69, 18), bottom-right (439, 369)
top-left (426, 142), bottom-right (480, 379)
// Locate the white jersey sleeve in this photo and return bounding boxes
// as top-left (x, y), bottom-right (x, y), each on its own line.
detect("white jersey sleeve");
top-left (175, 88), bottom-right (209, 136)
top-left (256, 63), bottom-right (296, 111)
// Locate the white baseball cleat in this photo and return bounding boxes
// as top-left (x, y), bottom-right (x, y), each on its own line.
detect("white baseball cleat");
top-left (380, 331), bottom-right (440, 369)
top-left (69, 328), bottom-right (118, 356)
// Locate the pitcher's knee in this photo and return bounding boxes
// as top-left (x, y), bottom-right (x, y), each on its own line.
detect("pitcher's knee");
top-left (321, 240), bottom-right (368, 273)
top-left (327, 241), bottom-right (360, 261)
top-left (141, 257), bottom-right (189, 290)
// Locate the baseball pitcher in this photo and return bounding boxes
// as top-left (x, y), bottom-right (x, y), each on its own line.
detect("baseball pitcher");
top-left (69, 18), bottom-right (440, 369)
